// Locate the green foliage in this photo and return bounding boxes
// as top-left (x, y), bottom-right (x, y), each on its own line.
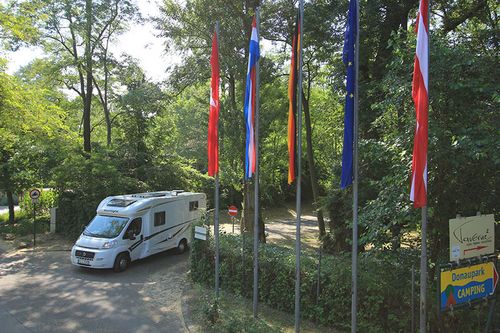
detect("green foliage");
top-left (360, 29), bottom-right (499, 254)
top-left (192, 232), bottom-right (491, 332)
top-left (53, 149), bottom-right (147, 239)
top-left (0, 1), bottom-right (42, 49)
top-left (0, 209), bottom-right (27, 224)
top-left (191, 232), bottom-right (425, 331)
top-left (0, 213), bottom-right (49, 236)
top-left (19, 189), bottom-right (58, 216)
top-left (195, 292), bottom-right (283, 333)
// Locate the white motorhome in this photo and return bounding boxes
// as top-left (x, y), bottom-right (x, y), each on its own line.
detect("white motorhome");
top-left (71, 190), bottom-right (206, 272)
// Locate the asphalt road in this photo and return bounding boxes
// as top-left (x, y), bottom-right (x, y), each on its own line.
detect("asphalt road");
top-left (0, 246), bottom-right (190, 333)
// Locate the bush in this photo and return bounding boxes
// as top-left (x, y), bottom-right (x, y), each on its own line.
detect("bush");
top-left (0, 215), bottom-right (50, 236)
top-left (53, 152), bottom-right (147, 239)
top-left (190, 232), bottom-right (489, 332)
top-left (20, 189), bottom-right (58, 215)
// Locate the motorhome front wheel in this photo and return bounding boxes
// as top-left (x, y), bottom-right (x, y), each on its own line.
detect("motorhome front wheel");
top-left (113, 253), bottom-right (130, 272)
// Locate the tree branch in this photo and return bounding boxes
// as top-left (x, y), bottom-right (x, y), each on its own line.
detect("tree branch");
top-left (443, 0), bottom-right (487, 33)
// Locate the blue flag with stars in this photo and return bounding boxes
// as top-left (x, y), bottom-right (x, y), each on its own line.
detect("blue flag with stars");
top-left (341, 0), bottom-right (357, 189)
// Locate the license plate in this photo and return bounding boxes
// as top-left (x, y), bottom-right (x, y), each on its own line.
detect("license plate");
top-left (77, 258), bottom-right (91, 266)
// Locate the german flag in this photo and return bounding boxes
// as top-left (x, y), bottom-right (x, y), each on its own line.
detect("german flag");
top-left (288, 11), bottom-right (300, 184)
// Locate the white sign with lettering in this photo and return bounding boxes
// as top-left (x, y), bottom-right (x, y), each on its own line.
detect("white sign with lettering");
top-left (449, 214), bottom-right (495, 261)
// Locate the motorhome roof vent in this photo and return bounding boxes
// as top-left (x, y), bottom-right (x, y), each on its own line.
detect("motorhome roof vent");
top-left (108, 199), bottom-right (136, 207)
top-left (131, 192), bottom-right (168, 198)
top-left (172, 190), bottom-right (185, 196)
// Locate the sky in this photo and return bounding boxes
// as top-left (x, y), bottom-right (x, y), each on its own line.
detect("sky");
top-left (4, 0), bottom-right (174, 83)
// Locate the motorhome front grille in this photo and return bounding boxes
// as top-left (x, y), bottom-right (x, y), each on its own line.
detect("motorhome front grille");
top-left (75, 250), bottom-right (95, 259)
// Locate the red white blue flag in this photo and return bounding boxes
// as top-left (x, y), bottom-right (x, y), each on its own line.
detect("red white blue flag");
top-left (410, 0), bottom-right (429, 208)
top-left (244, 17), bottom-right (260, 180)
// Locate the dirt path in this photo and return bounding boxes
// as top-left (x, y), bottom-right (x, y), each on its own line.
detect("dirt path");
top-left (215, 204), bottom-right (324, 251)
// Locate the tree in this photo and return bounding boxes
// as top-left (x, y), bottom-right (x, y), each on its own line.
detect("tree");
top-left (158, 0), bottom-right (266, 241)
top-left (0, 1), bottom-right (42, 49)
top-left (0, 68), bottom-right (71, 223)
top-left (34, 0), bottom-right (138, 152)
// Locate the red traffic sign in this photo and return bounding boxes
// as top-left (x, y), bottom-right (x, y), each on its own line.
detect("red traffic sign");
top-left (228, 205), bottom-right (238, 217)
top-left (29, 189), bottom-right (41, 200)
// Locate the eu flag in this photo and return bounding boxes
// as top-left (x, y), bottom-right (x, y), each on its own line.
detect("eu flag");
top-left (341, 0), bottom-right (357, 189)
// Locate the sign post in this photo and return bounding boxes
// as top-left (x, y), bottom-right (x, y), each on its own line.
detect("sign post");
top-left (29, 189), bottom-right (41, 249)
top-left (228, 205), bottom-right (238, 233)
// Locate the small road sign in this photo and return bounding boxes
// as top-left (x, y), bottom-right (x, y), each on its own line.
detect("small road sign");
top-left (194, 226), bottom-right (207, 240)
top-left (228, 205), bottom-right (238, 217)
top-left (440, 261), bottom-right (498, 311)
top-left (29, 189), bottom-right (41, 202)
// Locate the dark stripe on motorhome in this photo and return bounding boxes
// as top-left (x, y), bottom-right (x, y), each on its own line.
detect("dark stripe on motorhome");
top-left (144, 219), bottom-right (195, 241)
top-left (155, 225), bottom-right (189, 245)
top-left (129, 235), bottom-right (144, 252)
top-left (127, 218), bottom-right (197, 252)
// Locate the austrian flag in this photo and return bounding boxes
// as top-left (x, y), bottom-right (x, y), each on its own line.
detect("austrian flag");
top-left (410, 0), bottom-right (429, 208)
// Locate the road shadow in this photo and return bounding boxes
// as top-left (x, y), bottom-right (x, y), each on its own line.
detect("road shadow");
top-left (0, 247), bottom-right (190, 333)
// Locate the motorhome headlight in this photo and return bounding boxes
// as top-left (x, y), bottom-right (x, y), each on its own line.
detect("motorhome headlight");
top-left (101, 240), bottom-right (117, 249)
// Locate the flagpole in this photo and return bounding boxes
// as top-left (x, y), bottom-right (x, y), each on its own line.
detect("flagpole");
top-left (420, 2), bottom-right (430, 332)
top-left (351, 0), bottom-right (360, 331)
top-left (420, 206), bottom-right (427, 332)
top-left (253, 7), bottom-right (261, 319)
top-left (294, 0), bottom-right (304, 332)
top-left (214, 21), bottom-right (221, 300)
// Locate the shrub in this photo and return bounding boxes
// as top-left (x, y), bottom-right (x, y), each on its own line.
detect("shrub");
top-left (190, 232), bottom-right (489, 332)
top-left (20, 189), bottom-right (58, 215)
top-left (53, 152), bottom-right (147, 239)
top-left (0, 215), bottom-right (50, 236)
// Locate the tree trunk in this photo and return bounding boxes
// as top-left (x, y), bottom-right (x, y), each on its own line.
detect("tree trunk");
top-left (228, 73), bottom-right (237, 110)
top-left (103, 34), bottom-right (111, 146)
top-left (302, 90), bottom-right (326, 237)
top-left (241, 180), bottom-right (265, 243)
top-left (242, 181), bottom-right (254, 233)
top-left (7, 190), bottom-right (15, 224)
top-left (83, 0), bottom-right (93, 153)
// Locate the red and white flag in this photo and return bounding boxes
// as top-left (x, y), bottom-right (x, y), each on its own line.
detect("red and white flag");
top-left (410, 0), bottom-right (429, 208)
top-left (208, 29), bottom-right (220, 177)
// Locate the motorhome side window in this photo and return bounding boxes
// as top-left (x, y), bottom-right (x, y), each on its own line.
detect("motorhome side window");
top-left (154, 211), bottom-right (166, 226)
top-left (125, 218), bottom-right (142, 236)
top-left (189, 201), bottom-right (198, 211)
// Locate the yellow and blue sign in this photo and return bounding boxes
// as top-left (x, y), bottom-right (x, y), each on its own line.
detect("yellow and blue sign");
top-left (440, 261), bottom-right (498, 311)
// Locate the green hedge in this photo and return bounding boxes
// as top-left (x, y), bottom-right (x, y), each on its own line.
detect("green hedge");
top-left (190, 231), bottom-right (418, 332)
top-left (190, 230), bottom-right (493, 332)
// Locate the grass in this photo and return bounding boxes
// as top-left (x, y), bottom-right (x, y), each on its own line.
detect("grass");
top-left (0, 210), bottom-right (50, 236)
top-left (187, 284), bottom-right (336, 333)
top-left (0, 209), bottom-right (27, 223)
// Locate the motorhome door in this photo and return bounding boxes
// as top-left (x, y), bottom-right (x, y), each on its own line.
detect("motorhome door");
top-left (124, 217), bottom-right (145, 261)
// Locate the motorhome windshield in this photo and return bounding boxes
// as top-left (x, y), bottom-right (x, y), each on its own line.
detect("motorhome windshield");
top-left (83, 215), bottom-right (129, 239)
